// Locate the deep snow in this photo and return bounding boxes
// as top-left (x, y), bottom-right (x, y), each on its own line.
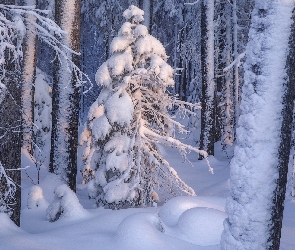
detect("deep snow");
top-left (1, 142), bottom-right (294, 250)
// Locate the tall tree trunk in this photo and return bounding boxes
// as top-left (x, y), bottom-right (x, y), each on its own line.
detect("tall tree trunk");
top-left (139, 0), bottom-right (153, 31)
top-left (214, 0), bottom-right (226, 143)
top-left (232, 0), bottom-right (240, 137)
top-left (268, 5), bottom-right (295, 248)
top-left (199, 0), bottom-right (215, 157)
top-left (221, 1), bottom-right (295, 249)
top-left (20, 0), bottom-right (38, 155)
top-left (50, 0), bottom-right (81, 192)
top-left (0, 0), bottom-right (22, 226)
top-left (223, 3), bottom-right (234, 146)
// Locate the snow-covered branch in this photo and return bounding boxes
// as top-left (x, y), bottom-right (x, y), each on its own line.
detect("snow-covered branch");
top-left (184, 1), bottom-right (201, 6)
top-left (223, 52), bottom-right (245, 73)
top-left (0, 4), bottom-right (92, 90)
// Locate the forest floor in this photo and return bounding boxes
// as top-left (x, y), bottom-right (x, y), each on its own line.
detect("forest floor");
top-left (0, 141), bottom-right (294, 250)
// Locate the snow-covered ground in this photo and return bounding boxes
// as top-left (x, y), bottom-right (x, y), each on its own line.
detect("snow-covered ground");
top-left (1, 142), bottom-right (294, 250)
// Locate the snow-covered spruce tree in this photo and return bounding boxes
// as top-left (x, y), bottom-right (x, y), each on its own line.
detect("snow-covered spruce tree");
top-left (221, 1), bottom-right (295, 249)
top-left (81, 5), bottom-right (210, 209)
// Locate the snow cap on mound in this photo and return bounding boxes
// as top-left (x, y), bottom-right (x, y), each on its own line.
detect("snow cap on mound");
top-left (123, 5), bottom-right (144, 23)
top-left (178, 207), bottom-right (227, 246)
top-left (46, 184), bottom-right (88, 222)
top-left (159, 196), bottom-right (225, 227)
top-left (27, 185), bottom-right (49, 209)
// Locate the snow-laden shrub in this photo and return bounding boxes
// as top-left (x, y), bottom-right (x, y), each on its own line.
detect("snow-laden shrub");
top-left (27, 185), bottom-right (48, 209)
top-left (80, 5), bottom-right (211, 209)
top-left (46, 184), bottom-right (88, 222)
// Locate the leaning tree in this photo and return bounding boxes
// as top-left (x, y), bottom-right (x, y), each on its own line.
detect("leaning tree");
top-left (81, 5), bottom-right (211, 209)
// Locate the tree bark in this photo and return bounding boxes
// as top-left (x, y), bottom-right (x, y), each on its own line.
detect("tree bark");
top-left (221, 1), bottom-right (294, 248)
top-left (20, 0), bottom-right (38, 155)
top-left (50, 0), bottom-right (81, 192)
top-left (268, 6), bottom-right (295, 249)
top-left (0, 0), bottom-right (22, 226)
top-left (199, 0), bottom-right (215, 157)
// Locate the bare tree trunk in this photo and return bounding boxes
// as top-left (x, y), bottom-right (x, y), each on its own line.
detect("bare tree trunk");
top-left (232, 0), bottom-right (239, 130)
top-left (50, 0), bottom-right (81, 192)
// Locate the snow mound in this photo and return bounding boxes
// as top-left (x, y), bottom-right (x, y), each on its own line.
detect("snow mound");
top-left (0, 213), bottom-right (24, 236)
top-left (116, 212), bottom-right (165, 249)
top-left (46, 184), bottom-right (89, 222)
top-left (27, 185), bottom-right (49, 209)
top-left (178, 207), bottom-right (227, 246)
top-left (159, 196), bottom-right (225, 227)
